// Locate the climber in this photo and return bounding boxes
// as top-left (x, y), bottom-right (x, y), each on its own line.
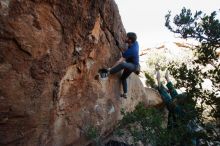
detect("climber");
top-left (156, 69), bottom-right (185, 128)
top-left (106, 32), bottom-right (140, 98)
top-left (155, 69), bottom-right (201, 146)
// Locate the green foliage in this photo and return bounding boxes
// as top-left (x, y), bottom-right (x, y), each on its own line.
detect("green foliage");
top-left (144, 72), bottom-right (156, 88)
top-left (142, 43), bottom-right (193, 81)
top-left (114, 129), bottom-right (124, 137)
top-left (165, 7), bottom-right (220, 64)
top-left (119, 103), bottom-right (163, 145)
top-left (147, 53), bottom-right (167, 71)
top-left (85, 126), bottom-right (99, 140)
top-left (118, 103), bottom-right (193, 146)
top-left (166, 7), bottom-right (220, 144)
top-left (85, 125), bottom-right (102, 145)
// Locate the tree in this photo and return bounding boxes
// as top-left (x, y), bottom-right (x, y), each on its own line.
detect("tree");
top-left (117, 8), bottom-right (220, 146)
top-left (165, 7), bottom-right (220, 144)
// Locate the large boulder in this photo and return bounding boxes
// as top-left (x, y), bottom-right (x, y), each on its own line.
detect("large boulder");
top-left (0, 0), bottom-right (162, 145)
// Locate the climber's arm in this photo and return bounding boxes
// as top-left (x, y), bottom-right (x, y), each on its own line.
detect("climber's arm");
top-left (111, 57), bottom-right (125, 68)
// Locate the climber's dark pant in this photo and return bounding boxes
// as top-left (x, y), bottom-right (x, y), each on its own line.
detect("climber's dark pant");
top-left (158, 82), bottom-right (186, 117)
top-left (110, 62), bottom-right (137, 93)
top-left (158, 82), bottom-right (197, 146)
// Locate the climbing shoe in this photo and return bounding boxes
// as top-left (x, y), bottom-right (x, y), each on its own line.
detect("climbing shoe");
top-left (120, 93), bottom-right (127, 99)
top-left (99, 68), bottom-right (110, 79)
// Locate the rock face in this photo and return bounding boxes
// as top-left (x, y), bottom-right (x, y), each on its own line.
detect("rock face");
top-left (0, 0), bottom-right (162, 146)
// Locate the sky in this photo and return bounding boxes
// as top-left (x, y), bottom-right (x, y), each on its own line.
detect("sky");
top-left (114, 0), bottom-right (220, 49)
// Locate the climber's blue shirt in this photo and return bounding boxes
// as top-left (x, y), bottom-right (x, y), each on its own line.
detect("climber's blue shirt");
top-left (122, 41), bottom-right (139, 65)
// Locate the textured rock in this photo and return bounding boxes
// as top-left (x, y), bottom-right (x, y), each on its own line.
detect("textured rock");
top-left (0, 0), bottom-right (162, 146)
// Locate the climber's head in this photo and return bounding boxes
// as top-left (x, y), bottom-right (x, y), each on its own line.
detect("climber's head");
top-left (126, 32), bottom-right (137, 44)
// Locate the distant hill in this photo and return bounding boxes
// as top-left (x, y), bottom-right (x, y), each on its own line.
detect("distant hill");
top-left (139, 41), bottom-right (194, 86)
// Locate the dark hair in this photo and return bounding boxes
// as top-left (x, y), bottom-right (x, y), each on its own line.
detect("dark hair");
top-left (127, 32), bottom-right (137, 43)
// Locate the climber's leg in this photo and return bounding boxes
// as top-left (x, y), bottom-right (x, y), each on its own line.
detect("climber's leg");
top-left (166, 81), bottom-right (178, 99)
top-left (165, 70), bottom-right (178, 98)
top-left (167, 111), bottom-right (177, 130)
top-left (109, 62), bottom-right (136, 74)
top-left (156, 70), bottom-right (162, 87)
top-left (108, 62), bottom-right (136, 98)
top-left (165, 70), bottom-right (186, 116)
top-left (158, 84), bottom-right (172, 105)
top-left (120, 69), bottom-right (132, 98)
top-left (159, 85), bottom-right (185, 116)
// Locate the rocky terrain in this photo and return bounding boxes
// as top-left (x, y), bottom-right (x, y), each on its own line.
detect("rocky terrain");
top-left (0, 0), bottom-right (162, 145)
